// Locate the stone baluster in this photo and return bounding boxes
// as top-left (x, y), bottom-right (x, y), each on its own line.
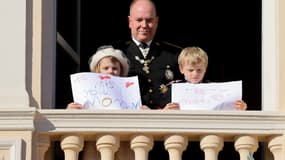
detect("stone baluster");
top-left (234, 135), bottom-right (258, 160)
top-left (37, 136), bottom-right (50, 160)
top-left (96, 134), bottom-right (119, 160)
top-left (268, 135), bottom-right (284, 160)
top-left (60, 135), bottom-right (84, 160)
top-left (164, 135), bottom-right (188, 160)
top-left (131, 135), bottom-right (153, 160)
top-left (200, 135), bottom-right (223, 160)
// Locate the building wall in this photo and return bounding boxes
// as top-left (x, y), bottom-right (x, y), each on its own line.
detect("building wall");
top-left (0, 0), bottom-right (29, 107)
top-left (0, 131), bottom-right (33, 160)
top-left (279, 0), bottom-right (285, 111)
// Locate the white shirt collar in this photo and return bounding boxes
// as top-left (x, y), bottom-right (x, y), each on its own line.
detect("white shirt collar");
top-left (132, 38), bottom-right (152, 47)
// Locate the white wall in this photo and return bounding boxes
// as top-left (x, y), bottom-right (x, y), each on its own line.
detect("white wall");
top-left (0, 0), bottom-right (29, 107)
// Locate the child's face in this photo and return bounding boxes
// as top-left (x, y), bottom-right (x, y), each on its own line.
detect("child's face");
top-left (179, 63), bottom-right (206, 84)
top-left (98, 57), bottom-right (121, 76)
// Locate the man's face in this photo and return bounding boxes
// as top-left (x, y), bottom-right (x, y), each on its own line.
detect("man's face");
top-left (128, 1), bottom-right (158, 42)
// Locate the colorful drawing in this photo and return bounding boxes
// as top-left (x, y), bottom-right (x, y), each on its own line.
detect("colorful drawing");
top-left (70, 72), bottom-right (141, 110)
top-left (171, 81), bottom-right (242, 110)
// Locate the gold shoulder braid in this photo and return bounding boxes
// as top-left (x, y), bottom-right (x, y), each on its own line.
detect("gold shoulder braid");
top-left (135, 56), bottom-right (155, 74)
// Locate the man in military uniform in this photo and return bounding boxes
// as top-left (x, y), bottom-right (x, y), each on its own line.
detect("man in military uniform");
top-left (112, 0), bottom-right (183, 109)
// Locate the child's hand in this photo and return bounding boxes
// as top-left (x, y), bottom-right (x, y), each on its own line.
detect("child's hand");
top-left (66, 102), bottom-right (83, 109)
top-left (140, 105), bottom-right (151, 110)
top-left (163, 102), bottom-right (180, 110)
top-left (235, 100), bottom-right (247, 110)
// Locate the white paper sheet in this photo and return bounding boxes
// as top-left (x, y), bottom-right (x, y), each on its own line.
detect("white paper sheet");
top-left (70, 72), bottom-right (142, 110)
top-left (171, 81), bottom-right (242, 110)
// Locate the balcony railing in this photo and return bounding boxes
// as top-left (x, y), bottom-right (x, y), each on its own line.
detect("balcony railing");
top-left (33, 109), bottom-right (285, 160)
top-left (0, 108), bottom-right (284, 160)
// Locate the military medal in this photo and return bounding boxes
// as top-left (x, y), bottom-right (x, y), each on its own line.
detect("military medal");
top-left (159, 84), bottom-right (168, 94)
top-left (165, 65), bottom-right (174, 80)
top-left (143, 64), bottom-right (150, 73)
top-left (159, 80), bottom-right (182, 94)
top-left (135, 56), bottom-right (154, 73)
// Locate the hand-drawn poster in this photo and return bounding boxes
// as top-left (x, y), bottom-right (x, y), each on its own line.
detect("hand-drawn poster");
top-left (70, 72), bottom-right (141, 110)
top-left (171, 81), bottom-right (242, 110)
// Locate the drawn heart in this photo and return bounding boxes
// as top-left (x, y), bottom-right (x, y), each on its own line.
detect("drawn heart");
top-left (125, 81), bottom-right (134, 88)
top-left (99, 75), bottom-right (111, 80)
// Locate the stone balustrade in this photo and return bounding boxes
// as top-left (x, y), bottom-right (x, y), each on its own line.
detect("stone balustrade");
top-left (33, 109), bottom-right (285, 160)
top-left (0, 109), bottom-right (284, 160)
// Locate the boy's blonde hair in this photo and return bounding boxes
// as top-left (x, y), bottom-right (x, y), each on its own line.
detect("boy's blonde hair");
top-left (178, 47), bottom-right (208, 68)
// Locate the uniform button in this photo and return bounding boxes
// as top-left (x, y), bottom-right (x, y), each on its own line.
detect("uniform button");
top-left (149, 100), bottom-right (153, 104)
top-left (149, 89), bottom-right (153, 93)
top-left (146, 70), bottom-right (150, 74)
top-left (148, 79), bottom-right (152, 83)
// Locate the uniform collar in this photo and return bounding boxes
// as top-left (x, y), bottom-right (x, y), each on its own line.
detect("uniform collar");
top-left (132, 38), bottom-right (152, 47)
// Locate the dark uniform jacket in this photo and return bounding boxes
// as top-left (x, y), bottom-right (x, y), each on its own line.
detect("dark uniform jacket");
top-left (112, 40), bottom-right (183, 109)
